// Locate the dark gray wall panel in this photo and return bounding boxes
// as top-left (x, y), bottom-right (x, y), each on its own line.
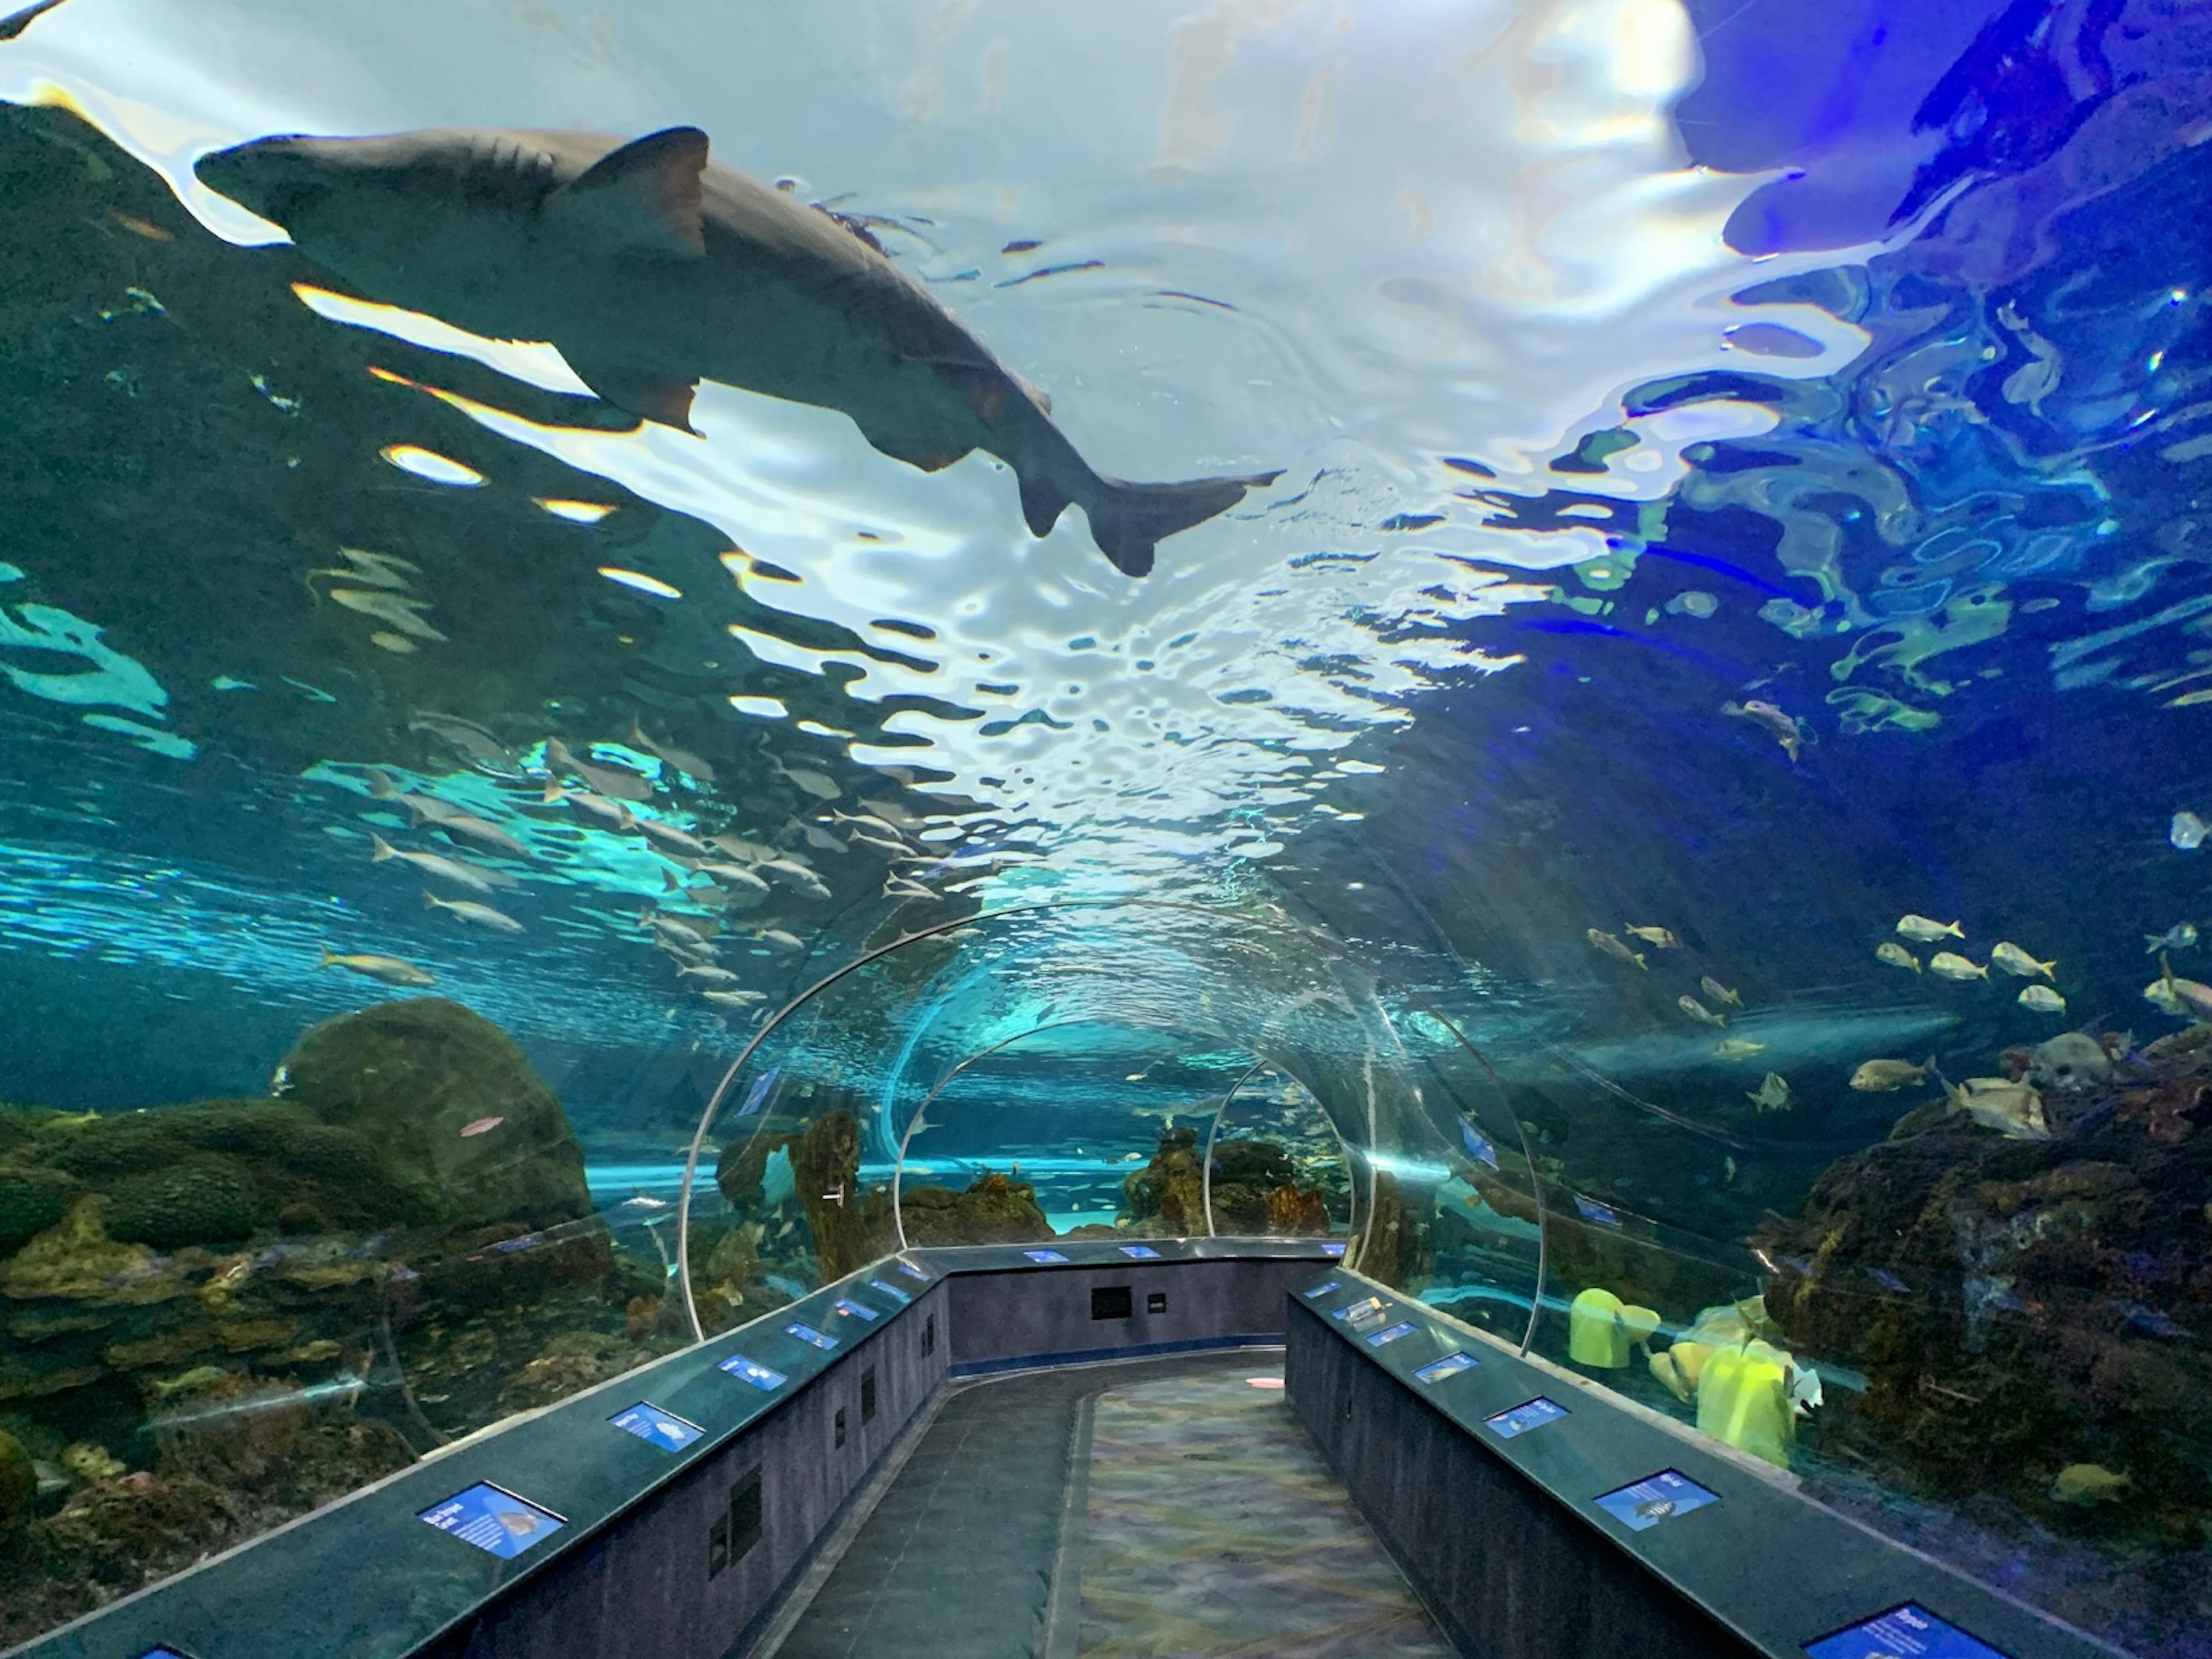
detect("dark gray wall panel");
top-left (947, 1257), bottom-right (1311, 1372)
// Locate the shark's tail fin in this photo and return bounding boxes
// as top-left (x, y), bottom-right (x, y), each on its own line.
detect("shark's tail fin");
top-left (1052, 469), bottom-right (1280, 578)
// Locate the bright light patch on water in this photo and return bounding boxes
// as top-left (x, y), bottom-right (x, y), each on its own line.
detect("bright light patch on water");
top-left (597, 568), bottom-right (681, 599)
top-left (535, 498), bottom-right (618, 524)
top-left (380, 444), bottom-right (484, 487)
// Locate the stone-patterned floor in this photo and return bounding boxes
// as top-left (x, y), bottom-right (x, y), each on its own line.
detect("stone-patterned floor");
top-left (1075, 1370), bottom-right (1454, 1658)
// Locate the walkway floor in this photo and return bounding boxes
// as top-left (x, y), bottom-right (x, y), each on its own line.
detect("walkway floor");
top-left (766, 1352), bottom-right (1453, 1659)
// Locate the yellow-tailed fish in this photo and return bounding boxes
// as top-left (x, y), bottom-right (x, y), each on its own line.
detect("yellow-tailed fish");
top-left (1747, 1073), bottom-right (1791, 1112)
top-left (1624, 925), bottom-right (1680, 949)
top-left (1587, 929), bottom-right (1647, 971)
top-left (1713, 1039), bottom-right (1767, 1062)
top-left (1850, 1056), bottom-right (1933, 1092)
top-left (1876, 942), bottom-right (1922, 973)
top-left (1928, 952), bottom-right (1988, 982)
top-left (1896, 915), bottom-right (1964, 943)
top-left (1679, 995), bottom-right (1727, 1028)
top-left (1990, 942), bottom-right (2056, 980)
top-left (1700, 976), bottom-right (1742, 1007)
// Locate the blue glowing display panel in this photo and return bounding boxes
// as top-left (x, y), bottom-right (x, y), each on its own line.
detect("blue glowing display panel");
top-left (1414, 1351), bottom-right (1478, 1382)
top-left (785, 1321), bottom-right (838, 1350)
top-left (1321, 1242), bottom-right (1347, 1257)
top-left (896, 1260), bottom-right (930, 1281)
top-left (608, 1402), bottom-right (703, 1453)
top-left (138, 1650), bottom-right (194, 1659)
top-left (832, 1296), bottom-right (879, 1321)
top-left (1594, 1469), bottom-right (1718, 1531)
top-left (1302, 1280), bottom-right (1342, 1300)
top-left (1486, 1396), bottom-right (1569, 1438)
top-left (1366, 1320), bottom-right (1418, 1347)
top-left (418, 1483), bottom-right (565, 1559)
top-left (1804, 1605), bottom-right (2012, 1659)
top-left (868, 1277), bottom-right (912, 1304)
top-left (1119, 1244), bottom-right (1162, 1259)
top-left (1461, 1122), bottom-right (1499, 1168)
top-left (720, 1354), bottom-right (787, 1390)
top-left (1023, 1248), bottom-right (1070, 1263)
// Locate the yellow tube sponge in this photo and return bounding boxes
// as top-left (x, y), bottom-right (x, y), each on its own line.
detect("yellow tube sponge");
top-left (1668, 1339), bottom-right (1714, 1393)
top-left (1695, 1340), bottom-right (1795, 1468)
top-left (1649, 1348), bottom-right (1693, 1403)
top-left (1567, 1287), bottom-right (1630, 1368)
top-left (1620, 1304), bottom-right (1662, 1344)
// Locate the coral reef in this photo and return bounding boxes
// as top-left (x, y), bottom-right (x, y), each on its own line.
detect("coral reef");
top-left (714, 1105), bottom-right (895, 1286)
top-left (0, 999), bottom-right (677, 1648)
top-left (1122, 1127), bottom-right (1207, 1234)
top-left (899, 1170), bottom-right (1054, 1246)
top-left (1758, 1029), bottom-right (2212, 1525)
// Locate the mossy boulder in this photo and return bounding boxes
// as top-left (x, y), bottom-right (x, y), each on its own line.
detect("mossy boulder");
top-left (1122, 1127), bottom-right (1207, 1235)
top-left (279, 998), bottom-right (590, 1231)
top-left (0, 1168), bottom-right (79, 1255)
top-left (900, 1171), bottom-right (1053, 1245)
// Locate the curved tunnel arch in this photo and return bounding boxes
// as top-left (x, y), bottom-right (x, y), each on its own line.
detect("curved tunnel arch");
top-left (673, 897), bottom-right (1555, 1348)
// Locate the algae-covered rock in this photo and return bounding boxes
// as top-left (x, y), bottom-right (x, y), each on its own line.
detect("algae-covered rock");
top-left (0, 1168), bottom-right (78, 1255)
top-left (107, 1158), bottom-right (267, 1251)
top-left (280, 998), bottom-right (590, 1230)
top-left (900, 1170), bottom-right (1054, 1245)
top-left (1122, 1127), bottom-right (1207, 1235)
top-left (0, 1429), bottom-right (34, 1540)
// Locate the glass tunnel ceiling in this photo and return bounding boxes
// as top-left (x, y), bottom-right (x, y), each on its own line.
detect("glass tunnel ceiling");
top-left (3, 0), bottom-right (2212, 1652)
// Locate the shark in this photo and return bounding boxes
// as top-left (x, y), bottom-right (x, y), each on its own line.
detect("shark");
top-left (196, 125), bottom-right (1279, 576)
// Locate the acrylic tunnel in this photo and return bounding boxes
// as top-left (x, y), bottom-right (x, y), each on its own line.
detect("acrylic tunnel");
top-left (2, 0), bottom-right (2211, 1656)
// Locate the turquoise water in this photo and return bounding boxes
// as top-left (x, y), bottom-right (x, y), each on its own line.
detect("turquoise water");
top-left (2, 0), bottom-right (2211, 1652)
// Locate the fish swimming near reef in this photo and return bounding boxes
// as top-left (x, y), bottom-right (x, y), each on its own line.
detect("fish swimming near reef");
top-left (1700, 976), bottom-right (1742, 1007)
top-left (1875, 942), bottom-right (1922, 973)
top-left (2151, 953), bottom-right (2212, 1020)
top-left (195, 126), bottom-right (1278, 578)
top-left (1586, 928), bottom-right (1646, 971)
top-left (319, 949), bottom-right (435, 987)
top-left (1946, 1077), bottom-right (2049, 1138)
top-left (542, 781), bottom-right (635, 832)
top-left (1850, 1056), bottom-right (1933, 1092)
top-left (1624, 924), bottom-right (1680, 949)
top-left (1678, 995), bottom-right (1728, 1029)
top-left (544, 737), bottom-right (652, 802)
top-left (2018, 985), bottom-right (2067, 1014)
top-left (1989, 942), bottom-right (2055, 980)
top-left (2146, 923), bottom-right (2198, 955)
top-left (1747, 1072), bottom-right (1790, 1112)
top-left (459, 1115), bottom-right (504, 1137)
top-left (1896, 915), bottom-right (1964, 944)
top-left (1927, 952), bottom-right (1987, 982)
top-left (1713, 1039), bottom-right (1767, 1062)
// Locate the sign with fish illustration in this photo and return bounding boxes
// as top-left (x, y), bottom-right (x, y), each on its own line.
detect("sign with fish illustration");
top-left (1118, 1244), bottom-right (1162, 1259)
top-left (1485, 1397), bottom-right (1569, 1439)
top-left (1302, 1281), bottom-right (1342, 1300)
top-left (417, 1482), bottom-right (566, 1559)
top-left (608, 1402), bottom-right (704, 1453)
top-left (895, 1261), bottom-right (931, 1282)
top-left (1364, 1320), bottom-right (1418, 1347)
top-left (867, 1278), bottom-right (912, 1305)
top-left (718, 1355), bottom-right (787, 1392)
top-left (1802, 1603), bottom-right (2012, 1659)
top-left (1414, 1351), bottom-right (1478, 1384)
top-left (1593, 1469), bottom-right (1719, 1532)
top-left (831, 1296), bottom-right (879, 1323)
top-left (783, 1321), bottom-right (839, 1351)
top-left (1022, 1249), bottom-right (1069, 1264)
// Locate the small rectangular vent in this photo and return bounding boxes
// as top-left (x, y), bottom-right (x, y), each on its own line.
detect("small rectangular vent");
top-left (1092, 1286), bottom-right (1134, 1320)
top-left (1147, 1291), bottom-right (1167, 1314)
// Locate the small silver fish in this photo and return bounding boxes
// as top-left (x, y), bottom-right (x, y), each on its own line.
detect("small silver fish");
top-left (2145, 923), bottom-right (2198, 955)
top-left (2172, 810), bottom-right (2207, 851)
top-left (1699, 975), bottom-right (1741, 1007)
top-left (1747, 1071), bottom-right (1791, 1112)
top-left (438, 814), bottom-right (532, 859)
top-left (1850, 1056), bottom-right (1932, 1092)
top-left (627, 719), bottom-right (717, 785)
top-left (1928, 951), bottom-right (1988, 982)
top-left (676, 964), bottom-right (742, 985)
top-left (645, 914), bottom-right (713, 949)
top-left (1625, 924), bottom-right (1681, 950)
top-left (2018, 985), bottom-right (2067, 1014)
top-left (1876, 942), bottom-right (1922, 973)
top-left (1722, 698), bottom-right (1802, 760)
top-left (1989, 942), bottom-right (2055, 980)
top-left (369, 832), bottom-right (502, 894)
top-left (700, 988), bottom-right (767, 1008)
top-left (1586, 929), bottom-right (1647, 971)
top-left (636, 817), bottom-right (713, 859)
top-left (779, 764), bottom-right (839, 800)
top-left (1896, 915), bottom-right (1964, 944)
top-left (459, 1115), bottom-right (504, 1137)
top-left (424, 892), bottom-right (524, 933)
top-left (756, 928), bottom-right (805, 952)
top-left (319, 949), bottom-right (435, 987)
top-left (330, 588), bottom-right (446, 641)
top-left (544, 736), bottom-right (652, 802)
top-left (542, 781), bottom-right (634, 831)
top-left (1678, 995), bottom-right (1728, 1029)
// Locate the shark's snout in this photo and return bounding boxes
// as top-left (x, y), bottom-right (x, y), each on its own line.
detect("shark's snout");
top-left (194, 138), bottom-right (332, 228)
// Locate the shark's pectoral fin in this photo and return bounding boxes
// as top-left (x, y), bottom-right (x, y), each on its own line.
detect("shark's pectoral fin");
top-left (546, 127), bottom-right (709, 259)
top-left (563, 349), bottom-right (701, 434)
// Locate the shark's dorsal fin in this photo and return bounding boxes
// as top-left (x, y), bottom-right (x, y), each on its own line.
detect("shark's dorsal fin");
top-left (546, 127), bottom-right (709, 259)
